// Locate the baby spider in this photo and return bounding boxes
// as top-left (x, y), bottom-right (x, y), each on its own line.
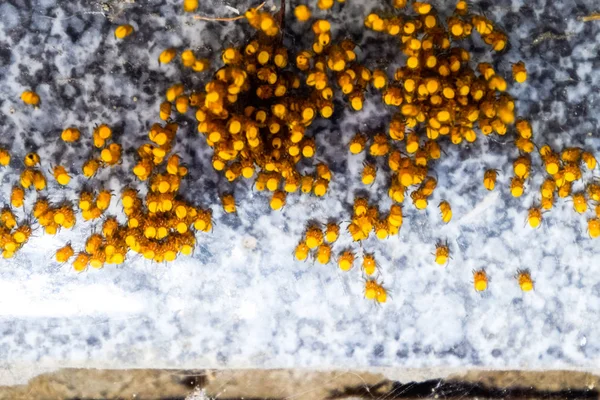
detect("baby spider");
top-left (353, 197), bottom-right (369, 217)
top-left (294, 241), bottom-right (310, 261)
top-left (558, 182), bottom-right (572, 198)
top-left (100, 143), bottom-right (122, 166)
top-left (53, 205), bottom-right (75, 229)
top-left (315, 243), bottom-right (332, 264)
top-left (588, 218), bottom-right (600, 239)
top-left (541, 196), bottom-right (554, 210)
top-left (270, 190), bottom-right (286, 211)
top-left (85, 234), bottom-right (104, 255)
top-left (52, 165), bottom-right (71, 186)
top-left (313, 222), bottom-right (334, 244)
top-left (527, 207), bottom-right (542, 229)
top-left (159, 48), bottom-right (177, 64)
top-left (221, 193), bottom-right (236, 214)
top-left (82, 159), bottom-right (100, 178)
top-left (439, 201), bottom-right (452, 223)
top-left (347, 222), bottom-right (366, 242)
top-left (361, 162), bottom-right (377, 186)
top-left (510, 177), bottom-right (525, 198)
top-left (483, 169), bottom-right (497, 191)
top-left (513, 155), bottom-right (531, 179)
top-left (12, 224), bottom-right (32, 244)
top-left (516, 270), bottom-right (534, 292)
top-left (582, 151), bottom-right (597, 170)
top-left (313, 178), bottom-right (329, 197)
top-left (337, 249), bottom-right (355, 271)
top-left (349, 133), bottom-right (367, 154)
top-left (316, 162), bottom-right (332, 181)
top-left (24, 152), bottom-right (40, 168)
top-left (305, 224), bottom-right (324, 249)
top-left (572, 192), bottom-right (587, 214)
top-left (31, 198), bottom-right (48, 219)
top-left (265, 173), bottom-right (280, 192)
top-left (434, 242), bottom-right (450, 265)
top-left (563, 162), bottom-right (581, 182)
top-left (388, 204), bottom-right (403, 228)
top-left (540, 178), bottom-right (556, 199)
top-left (114, 24), bottom-right (134, 39)
top-left (410, 189), bottom-right (428, 210)
top-left (587, 183), bottom-right (600, 202)
top-left (374, 219), bottom-right (389, 240)
top-left (0, 147), bottom-right (10, 166)
top-left (89, 250), bottom-right (106, 269)
top-left (21, 90), bottom-right (40, 106)
top-left (32, 169), bottom-right (46, 191)
top-left (102, 217), bottom-right (119, 238)
top-left (193, 209), bottom-right (213, 232)
top-left (96, 190), bottom-right (112, 211)
top-left (362, 253), bottom-right (378, 276)
top-left (512, 61), bottom-right (527, 83)
top-left (1, 207), bottom-right (17, 229)
top-left (364, 279), bottom-right (387, 303)
top-left (294, 4), bottom-right (311, 21)
top-left (55, 243), bottom-right (74, 263)
top-left (20, 169), bottom-right (34, 189)
top-left (72, 252), bottom-right (90, 272)
top-left (10, 186), bottom-right (25, 208)
top-left (78, 191), bottom-right (94, 211)
top-left (61, 127), bottom-right (80, 142)
top-left (473, 269), bottom-right (488, 292)
top-left (420, 176), bottom-right (437, 197)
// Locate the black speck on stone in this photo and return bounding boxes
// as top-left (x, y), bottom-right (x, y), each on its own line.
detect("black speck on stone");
top-left (0, 343), bottom-right (8, 358)
top-left (86, 336), bottom-right (100, 347)
top-left (180, 374), bottom-right (206, 389)
top-left (451, 342), bottom-right (468, 359)
top-left (492, 349), bottom-right (502, 358)
top-left (512, 297), bottom-right (523, 307)
top-left (373, 344), bottom-right (384, 358)
top-left (396, 347), bottom-right (408, 359)
top-left (216, 351), bottom-right (228, 365)
top-left (65, 25), bottom-right (80, 43)
top-left (519, 6), bottom-right (535, 20)
top-left (0, 47), bottom-right (11, 67)
top-left (30, 34), bottom-right (42, 46)
top-left (547, 346), bottom-right (563, 357)
top-left (345, 346), bottom-right (354, 357)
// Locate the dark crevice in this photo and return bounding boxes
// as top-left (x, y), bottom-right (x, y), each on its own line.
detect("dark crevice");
top-left (326, 379), bottom-right (599, 399)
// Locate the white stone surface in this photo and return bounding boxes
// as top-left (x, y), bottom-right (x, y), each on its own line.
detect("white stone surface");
top-left (0, 0), bottom-right (599, 385)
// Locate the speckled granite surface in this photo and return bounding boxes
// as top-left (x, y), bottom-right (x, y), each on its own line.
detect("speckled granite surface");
top-left (0, 0), bottom-right (600, 385)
